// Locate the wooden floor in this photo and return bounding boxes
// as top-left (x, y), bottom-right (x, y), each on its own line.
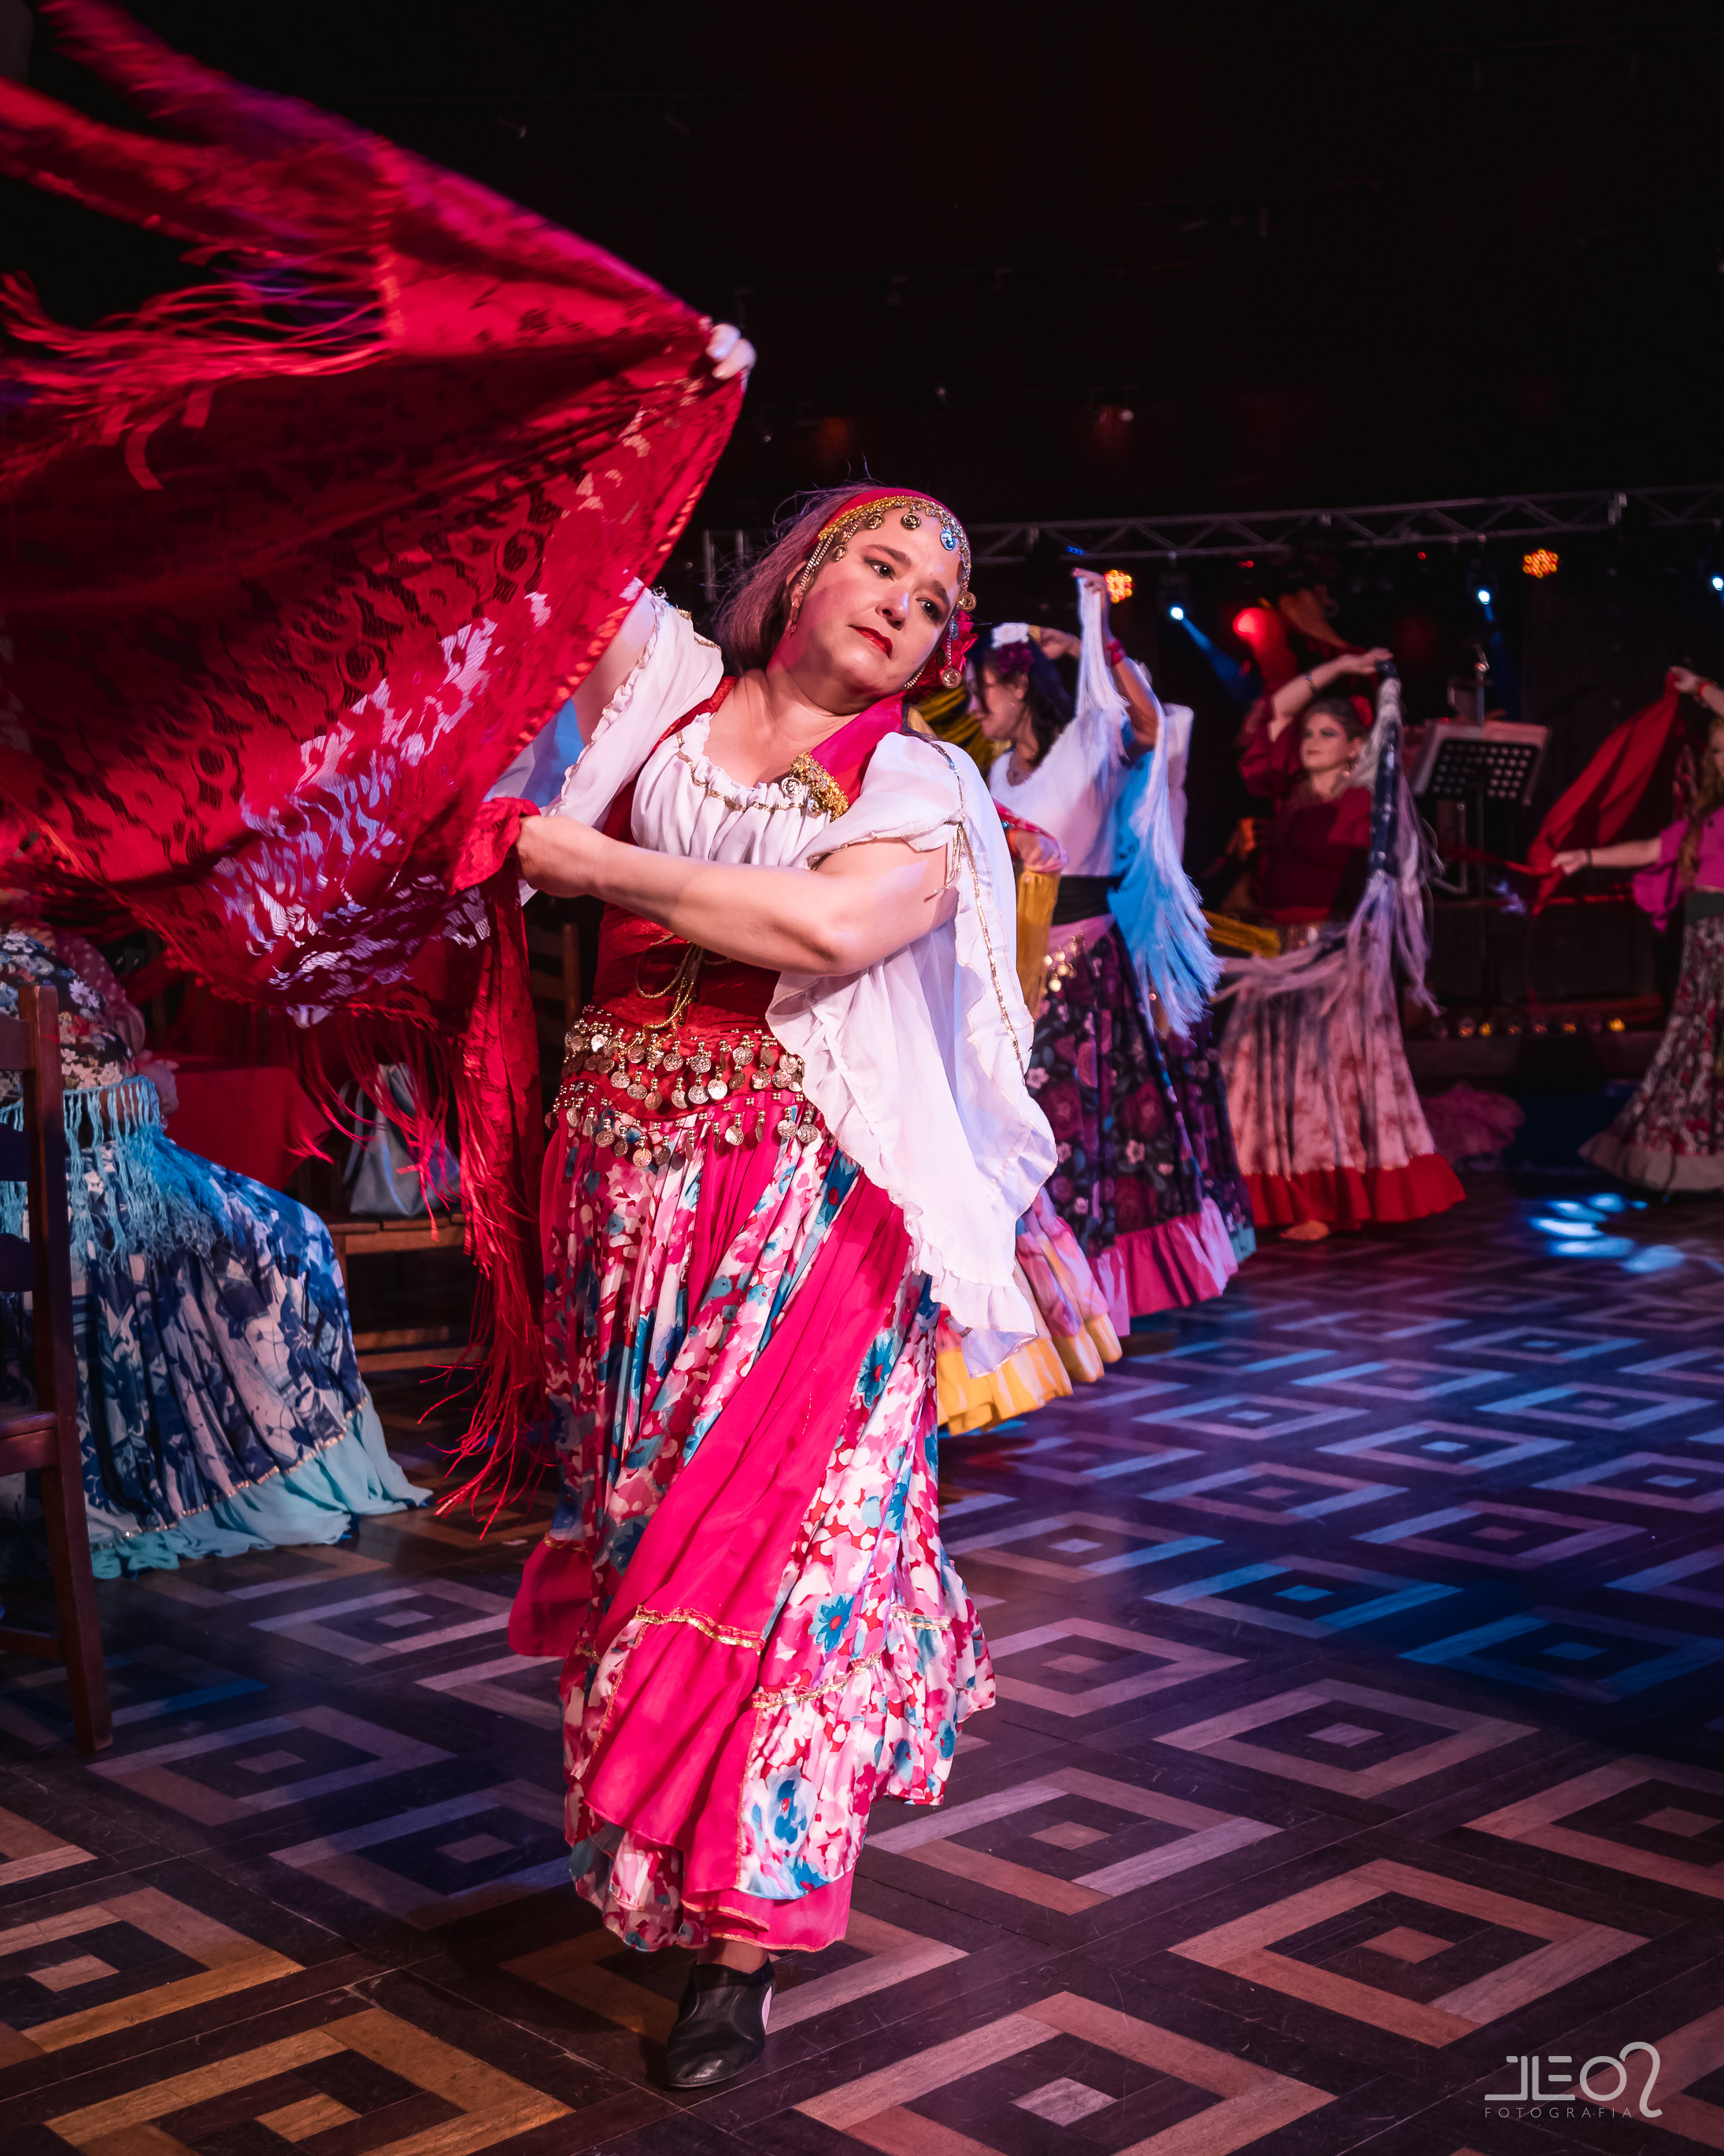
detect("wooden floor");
top-left (4, 1180), bottom-right (1724, 2154)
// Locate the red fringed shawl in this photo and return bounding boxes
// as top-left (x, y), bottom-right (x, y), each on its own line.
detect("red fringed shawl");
top-left (0, 1), bottom-right (742, 1481)
top-left (1525, 683), bottom-right (1686, 912)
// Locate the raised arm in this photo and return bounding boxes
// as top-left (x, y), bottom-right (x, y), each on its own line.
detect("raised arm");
top-left (1043, 570), bottom-right (1162, 749)
top-left (1266, 647), bottom-right (1393, 743)
top-left (516, 816), bottom-right (954, 974)
top-left (1670, 667), bottom-right (1724, 721)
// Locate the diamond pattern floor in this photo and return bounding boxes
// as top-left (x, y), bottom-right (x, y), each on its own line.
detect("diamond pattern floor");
top-left (3, 1180), bottom-right (1724, 2154)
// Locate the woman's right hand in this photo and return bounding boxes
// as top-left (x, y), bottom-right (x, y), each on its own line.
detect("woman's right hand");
top-left (1670, 666), bottom-right (1704, 696)
top-left (1550, 848), bottom-right (1589, 876)
top-left (1325, 646), bottom-right (1394, 681)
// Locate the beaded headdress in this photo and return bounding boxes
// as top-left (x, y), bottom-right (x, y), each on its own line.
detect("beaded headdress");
top-left (794, 488), bottom-right (978, 690)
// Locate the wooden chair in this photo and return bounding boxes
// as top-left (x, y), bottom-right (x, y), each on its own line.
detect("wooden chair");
top-left (0, 984), bottom-right (112, 1751)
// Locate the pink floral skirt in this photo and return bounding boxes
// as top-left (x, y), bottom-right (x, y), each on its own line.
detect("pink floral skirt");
top-left (511, 1111), bottom-right (993, 1952)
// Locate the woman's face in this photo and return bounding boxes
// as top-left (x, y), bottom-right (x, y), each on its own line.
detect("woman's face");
top-left (776, 516), bottom-right (961, 700)
top-left (1300, 709), bottom-right (1360, 779)
top-left (970, 661), bottom-right (1030, 742)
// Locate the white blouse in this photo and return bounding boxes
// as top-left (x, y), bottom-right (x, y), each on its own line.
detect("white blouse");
top-left (989, 660), bottom-right (1195, 872)
top-left (630, 713), bottom-right (834, 866)
top-left (547, 595), bottom-right (1055, 1370)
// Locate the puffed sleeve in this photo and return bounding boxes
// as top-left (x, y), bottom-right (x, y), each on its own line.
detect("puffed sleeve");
top-left (546, 592), bottom-right (724, 828)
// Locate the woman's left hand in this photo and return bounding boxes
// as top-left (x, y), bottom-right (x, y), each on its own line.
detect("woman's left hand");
top-left (1007, 823), bottom-right (1066, 874)
top-left (1036, 627), bottom-right (1081, 660)
top-left (704, 322), bottom-right (756, 382)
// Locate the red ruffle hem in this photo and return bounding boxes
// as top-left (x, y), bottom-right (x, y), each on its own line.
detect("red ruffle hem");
top-left (1246, 1154), bottom-right (1466, 1231)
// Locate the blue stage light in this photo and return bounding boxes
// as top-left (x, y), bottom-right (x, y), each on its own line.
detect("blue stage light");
top-left (1476, 587), bottom-right (1492, 606)
top-left (1713, 575), bottom-right (1724, 591)
top-left (1168, 604), bottom-right (1186, 620)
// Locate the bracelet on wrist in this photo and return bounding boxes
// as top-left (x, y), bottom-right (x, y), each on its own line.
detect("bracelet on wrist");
top-left (1105, 638), bottom-right (1127, 669)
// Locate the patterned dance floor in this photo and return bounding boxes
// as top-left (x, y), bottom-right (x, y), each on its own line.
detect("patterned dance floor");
top-left (5, 1181), bottom-right (1724, 2154)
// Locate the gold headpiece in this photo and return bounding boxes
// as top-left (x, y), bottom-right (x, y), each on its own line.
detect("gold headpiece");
top-left (793, 491), bottom-right (977, 688)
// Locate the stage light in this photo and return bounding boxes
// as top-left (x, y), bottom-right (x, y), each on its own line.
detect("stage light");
top-left (1168, 604), bottom-right (1186, 620)
top-left (1476, 586), bottom-right (1493, 606)
top-left (1522, 549), bottom-right (1559, 579)
top-left (1713, 575), bottom-right (1724, 591)
top-left (1232, 608), bottom-right (1263, 641)
top-left (1104, 569), bottom-right (1134, 603)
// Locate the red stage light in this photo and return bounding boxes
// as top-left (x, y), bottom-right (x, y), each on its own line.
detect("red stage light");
top-left (1233, 608), bottom-right (1266, 642)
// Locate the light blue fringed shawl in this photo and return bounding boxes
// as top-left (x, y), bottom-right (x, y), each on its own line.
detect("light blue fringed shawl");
top-left (1078, 579), bottom-right (1221, 1036)
top-left (0, 1076), bottom-right (222, 1265)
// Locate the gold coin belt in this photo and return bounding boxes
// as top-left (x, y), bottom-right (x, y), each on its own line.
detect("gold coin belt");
top-left (550, 1009), bottom-right (828, 1172)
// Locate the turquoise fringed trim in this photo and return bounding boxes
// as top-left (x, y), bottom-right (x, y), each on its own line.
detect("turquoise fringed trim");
top-left (0, 1077), bottom-right (221, 1264)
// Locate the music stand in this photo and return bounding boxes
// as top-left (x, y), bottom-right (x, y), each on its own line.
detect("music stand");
top-left (1411, 721), bottom-right (1548, 808)
top-left (1412, 722), bottom-right (1548, 1013)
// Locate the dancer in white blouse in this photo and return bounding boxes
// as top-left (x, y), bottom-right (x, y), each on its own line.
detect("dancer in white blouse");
top-left (509, 487), bottom-right (1053, 2090)
top-left (976, 572), bottom-right (1253, 1332)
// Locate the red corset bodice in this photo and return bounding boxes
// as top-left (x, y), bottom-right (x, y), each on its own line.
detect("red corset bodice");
top-left (588, 682), bottom-right (905, 1031)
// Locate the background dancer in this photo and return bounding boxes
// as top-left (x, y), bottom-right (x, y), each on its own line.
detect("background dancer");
top-left (975, 573), bottom-right (1251, 1331)
top-left (508, 487), bottom-right (1053, 2088)
top-left (1219, 657), bottom-right (1463, 1239)
top-left (1552, 676), bottom-right (1724, 1191)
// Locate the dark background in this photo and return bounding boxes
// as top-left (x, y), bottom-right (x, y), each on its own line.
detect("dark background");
top-left (7, 0), bottom-right (1724, 855)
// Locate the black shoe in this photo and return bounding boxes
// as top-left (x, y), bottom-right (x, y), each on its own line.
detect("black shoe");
top-left (660, 1958), bottom-right (775, 2090)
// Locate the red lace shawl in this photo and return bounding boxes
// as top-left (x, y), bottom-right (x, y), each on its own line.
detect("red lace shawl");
top-left (0, 1), bottom-right (742, 1475)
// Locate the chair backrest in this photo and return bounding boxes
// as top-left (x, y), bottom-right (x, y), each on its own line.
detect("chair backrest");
top-left (0, 986), bottom-right (76, 1420)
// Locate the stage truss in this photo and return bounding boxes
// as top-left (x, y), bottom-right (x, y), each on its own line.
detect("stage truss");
top-left (698, 483), bottom-right (1724, 595)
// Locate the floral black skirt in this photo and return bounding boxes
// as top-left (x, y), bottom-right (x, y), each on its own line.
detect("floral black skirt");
top-left (1027, 924), bottom-right (1252, 1317)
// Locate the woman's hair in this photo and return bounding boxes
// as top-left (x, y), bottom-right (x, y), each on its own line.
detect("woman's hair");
top-left (975, 642), bottom-right (1075, 765)
top-left (1302, 693), bottom-right (1371, 740)
top-left (1678, 714), bottom-right (1724, 884)
top-left (710, 484), bottom-right (885, 672)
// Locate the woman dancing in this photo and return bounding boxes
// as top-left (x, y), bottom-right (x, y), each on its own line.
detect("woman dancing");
top-left (1220, 654), bottom-right (1463, 1239)
top-left (509, 487), bottom-right (1053, 2087)
top-left (1552, 673), bottom-right (1724, 1191)
top-left (975, 573), bottom-right (1252, 1328)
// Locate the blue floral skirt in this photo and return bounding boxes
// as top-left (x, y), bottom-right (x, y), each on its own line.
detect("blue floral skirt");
top-left (2, 1087), bottom-right (424, 1574)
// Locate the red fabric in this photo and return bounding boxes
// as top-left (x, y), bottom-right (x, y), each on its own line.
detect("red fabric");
top-left (165, 1061), bottom-right (329, 1189)
top-left (1526, 683), bottom-right (1685, 912)
top-left (1246, 1153), bottom-right (1465, 1230)
top-left (0, 2), bottom-right (741, 1466)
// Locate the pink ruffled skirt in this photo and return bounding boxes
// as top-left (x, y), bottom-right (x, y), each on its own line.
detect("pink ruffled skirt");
top-left (511, 1113), bottom-right (993, 1952)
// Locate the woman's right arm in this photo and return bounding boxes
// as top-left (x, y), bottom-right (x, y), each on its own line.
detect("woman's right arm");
top-left (1266, 647), bottom-right (1394, 742)
top-left (567, 589), bottom-right (659, 744)
top-left (1552, 837), bottom-right (1663, 875)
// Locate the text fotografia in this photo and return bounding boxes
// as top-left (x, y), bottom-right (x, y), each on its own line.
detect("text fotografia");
top-left (1485, 2047), bottom-right (1661, 2121)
